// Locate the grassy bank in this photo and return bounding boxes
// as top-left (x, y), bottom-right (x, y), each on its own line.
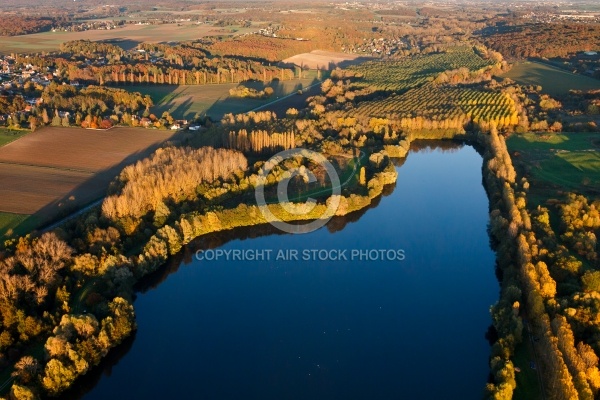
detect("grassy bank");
top-left (0, 128), bottom-right (29, 147)
top-left (0, 212), bottom-right (41, 240)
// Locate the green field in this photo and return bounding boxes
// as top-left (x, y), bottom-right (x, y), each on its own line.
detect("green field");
top-left (501, 62), bottom-right (600, 97)
top-left (0, 128), bottom-right (28, 147)
top-left (507, 132), bottom-right (600, 205)
top-left (132, 78), bottom-right (318, 120)
top-left (0, 212), bottom-right (39, 239)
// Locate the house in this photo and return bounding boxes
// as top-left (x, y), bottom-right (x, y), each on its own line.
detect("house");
top-left (170, 123), bottom-right (181, 130)
top-left (585, 51), bottom-right (598, 56)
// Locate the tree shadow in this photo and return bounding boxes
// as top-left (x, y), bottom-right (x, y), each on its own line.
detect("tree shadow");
top-left (164, 96), bottom-right (195, 120)
top-left (135, 179), bottom-right (399, 293)
top-left (8, 129), bottom-right (187, 237)
top-left (410, 139), bottom-right (465, 154)
top-left (249, 77), bottom-right (321, 116)
top-left (56, 332), bottom-right (137, 400)
top-left (98, 38), bottom-right (141, 52)
top-left (203, 77), bottom-right (319, 120)
top-left (279, 55), bottom-right (371, 72)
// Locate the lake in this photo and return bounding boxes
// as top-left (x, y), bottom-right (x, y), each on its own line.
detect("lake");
top-left (65, 141), bottom-right (498, 400)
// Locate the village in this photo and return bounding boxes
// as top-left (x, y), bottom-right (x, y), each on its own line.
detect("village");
top-left (0, 52), bottom-right (200, 131)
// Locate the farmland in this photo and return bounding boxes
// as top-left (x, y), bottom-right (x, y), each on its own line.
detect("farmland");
top-left (282, 50), bottom-right (370, 70)
top-left (349, 46), bottom-right (495, 93)
top-left (0, 22), bottom-right (252, 54)
top-left (332, 47), bottom-right (515, 130)
top-left (0, 126), bottom-right (183, 236)
top-left (507, 132), bottom-right (600, 205)
top-left (501, 62), bottom-right (600, 97)
top-left (132, 78), bottom-right (318, 120)
top-left (346, 83), bottom-right (518, 128)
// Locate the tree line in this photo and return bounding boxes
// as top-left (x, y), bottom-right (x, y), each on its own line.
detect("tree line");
top-left (102, 146), bottom-right (248, 225)
top-left (483, 123), bottom-right (600, 399)
top-left (0, 16), bottom-right (55, 36)
top-left (224, 129), bottom-right (296, 154)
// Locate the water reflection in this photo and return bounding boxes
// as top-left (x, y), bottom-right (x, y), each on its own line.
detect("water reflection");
top-left (410, 139), bottom-right (464, 154)
top-left (136, 178), bottom-right (398, 294)
top-left (58, 333), bottom-right (136, 400)
top-left (63, 141), bottom-right (498, 400)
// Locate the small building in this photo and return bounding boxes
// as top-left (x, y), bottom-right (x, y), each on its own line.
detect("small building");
top-left (585, 51), bottom-right (598, 56)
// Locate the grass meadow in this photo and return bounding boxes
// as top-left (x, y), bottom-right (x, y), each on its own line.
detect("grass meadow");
top-left (507, 132), bottom-right (600, 205)
top-left (501, 61), bottom-right (600, 97)
top-left (131, 78), bottom-right (318, 120)
top-left (0, 128), bottom-right (29, 147)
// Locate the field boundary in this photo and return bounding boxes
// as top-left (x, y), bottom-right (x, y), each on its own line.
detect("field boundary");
top-left (0, 127), bottom-right (184, 233)
top-left (0, 160), bottom-right (96, 174)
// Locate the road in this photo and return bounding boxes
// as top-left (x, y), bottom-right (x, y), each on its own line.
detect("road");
top-left (42, 198), bottom-right (104, 233)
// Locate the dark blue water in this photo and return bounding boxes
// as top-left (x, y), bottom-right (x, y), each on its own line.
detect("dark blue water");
top-left (73, 143), bottom-right (497, 400)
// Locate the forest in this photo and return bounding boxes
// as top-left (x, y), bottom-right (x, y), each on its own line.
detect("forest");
top-left (0, 17), bottom-right (55, 37)
top-left (482, 23), bottom-right (600, 59)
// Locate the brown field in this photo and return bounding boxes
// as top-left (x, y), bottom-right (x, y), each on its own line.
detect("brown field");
top-left (281, 50), bottom-right (371, 70)
top-left (0, 127), bottom-right (175, 171)
top-left (0, 23), bottom-right (252, 54)
top-left (0, 126), bottom-right (182, 223)
top-left (0, 164), bottom-right (92, 215)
